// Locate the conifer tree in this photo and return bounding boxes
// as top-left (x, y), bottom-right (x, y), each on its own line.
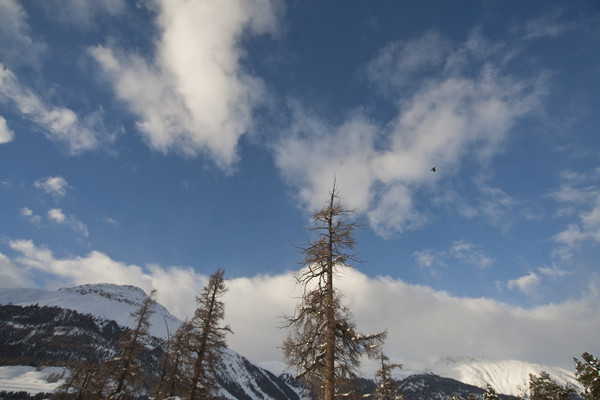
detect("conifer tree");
top-left (373, 351), bottom-right (404, 400)
top-left (528, 371), bottom-right (575, 400)
top-left (574, 352), bottom-right (600, 399)
top-left (154, 318), bottom-right (194, 399)
top-left (483, 384), bottom-right (499, 400)
top-left (186, 269), bottom-right (231, 400)
top-left (283, 180), bottom-right (386, 400)
top-left (110, 288), bottom-right (157, 399)
top-left (53, 359), bottom-right (98, 400)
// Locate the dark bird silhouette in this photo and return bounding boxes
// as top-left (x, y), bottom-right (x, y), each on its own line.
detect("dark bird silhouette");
top-left (430, 167), bottom-right (436, 172)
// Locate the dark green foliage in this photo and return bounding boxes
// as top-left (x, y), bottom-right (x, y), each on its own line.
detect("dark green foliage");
top-left (529, 371), bottom-right (576, 400)
top-left (574, 353), bottom-right (600, 400)
top-left (483, 384), bottom-right (499, 400)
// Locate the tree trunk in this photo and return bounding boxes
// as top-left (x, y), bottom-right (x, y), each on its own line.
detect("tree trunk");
top-left (324, 189), bottom-right (336, 400)
top-left (187, 281), bottom-right (217, 400)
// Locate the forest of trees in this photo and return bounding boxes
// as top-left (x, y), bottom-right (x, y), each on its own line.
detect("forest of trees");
top-left (52, 271), bottom-right (230, 400)
top-left (41, 182), bottom-right (600, 400)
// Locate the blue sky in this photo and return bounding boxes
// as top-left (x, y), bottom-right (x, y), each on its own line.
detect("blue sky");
top-left (1, 0), bottom-right (599, 372)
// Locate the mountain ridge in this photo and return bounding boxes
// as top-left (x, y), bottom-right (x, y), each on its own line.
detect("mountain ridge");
top-left (0, 283), bottom-right (584, 399)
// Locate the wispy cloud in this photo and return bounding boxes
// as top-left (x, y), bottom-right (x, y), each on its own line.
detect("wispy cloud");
top-left (551, 169), bottom-right (600, 258)
top-left (21, 207), bottom-right (41, 224)
top-left (413, 241), bottom-right (494, 274)
top-left (34, 176), bottom-right (70, 198)
top-left (0, 0), bottom-right (46, 69)
top-left (275, 29), bottom-right (546, 237)
top-left (102, 216), bottom-right (120, 227)
top-left (39, 0), bottom-right (125, 27)
top-left (0, 68), bottom-right (103, 153)
top-left (90, 0), bottom-right (281, 170)
top-left (507, 266), bottom-right (571, 296)
top-left (523, 9), bottom-right (577, 40)
top-left (5, 239), bottom-right (599, 371)
top-left (47, 208), bottom-right (89, 237)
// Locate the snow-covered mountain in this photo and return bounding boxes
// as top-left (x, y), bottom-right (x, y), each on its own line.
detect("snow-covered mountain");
top-left (0, 283), bottom-right (585, 400)
top-left (426, 355), bottom-right (581, 397)
top-left (0, 284), bottom-right (180, 339)
top-left (0, 283), bottom-right (305, 400)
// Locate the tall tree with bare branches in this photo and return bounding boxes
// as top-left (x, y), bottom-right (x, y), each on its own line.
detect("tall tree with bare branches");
top-left (283, 180), bottom-right (386, 400)
top-left (110, 288), bottom-right (157, 399)
top-left (187, 268), bottom-right (231, 400)
top-left (373, 351), bottom-right (404, 400)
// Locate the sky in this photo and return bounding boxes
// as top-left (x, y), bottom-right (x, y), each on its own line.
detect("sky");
top-left (0, 0), bottom-right (599, 375)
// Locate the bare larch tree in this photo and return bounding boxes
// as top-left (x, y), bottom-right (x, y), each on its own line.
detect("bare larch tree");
top-left (187, 268), bottom-right (231, 400)
top-left (373, 351), bottom-right (404, 400)
top-left (110, 288), bottom-right (157, 399)
top-left (283, 180), bottom-right (386, 400)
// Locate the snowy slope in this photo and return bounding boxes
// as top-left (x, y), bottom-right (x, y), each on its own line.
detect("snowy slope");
top-left (0, 284), bottom-right (180, 339)
top-left (0, 366), bottom-right (66, 394)
top-left (427, 356), bottom-right (581, 397)
top-left (0, 284), bottom-right (305, 400)
top-left (217, 348), bottom-right (306, 400)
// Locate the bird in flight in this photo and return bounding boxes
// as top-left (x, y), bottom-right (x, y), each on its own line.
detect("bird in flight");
top-left (430, 167), bottom-right (436, 172)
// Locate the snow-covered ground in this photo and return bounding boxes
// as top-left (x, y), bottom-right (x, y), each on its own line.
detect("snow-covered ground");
top-left (426, 355), bottom-right (581, 397)
top-left (0, 284), bottom-right (181, 339)
top-left (0, 366), bottom-right (66, 394)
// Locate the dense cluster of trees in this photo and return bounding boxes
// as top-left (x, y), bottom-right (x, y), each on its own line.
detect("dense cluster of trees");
top-left (53, 271), bottom-right (230, 400)
top-left (47, 182), bottom-right (599, 400)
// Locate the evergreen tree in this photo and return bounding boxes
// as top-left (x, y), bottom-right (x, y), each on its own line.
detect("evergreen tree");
top-left (373, 351), bottom-right (404, 400)
top-left (528, 371), bottom-right (575, 400)
top-left (574, 352), bottom-right (600, 399)
top-left (186, 269), bottom-right (231, 400)
top-left (283, 180), bottom-right (386, 400)
top-left (483, 384), bottom-right (499, 400)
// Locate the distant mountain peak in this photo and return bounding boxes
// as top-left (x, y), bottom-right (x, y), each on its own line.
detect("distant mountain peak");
top-left (0, 284), bottom-right (180, 339)
top-left (59, 283), bottom-right (150, 306)
top-left (428, 355), bottom-right (581, 397)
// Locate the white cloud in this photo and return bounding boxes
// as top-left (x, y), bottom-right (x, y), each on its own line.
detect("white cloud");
top-left (6, 240), bottom-right (598, 372)
top-left (413, 249), bottom-right (444, 269)
top-left (275, 30), bottom-right (546, 236)
top-left (507, 272), bottom-right (541, 295)
top-left (34, 176), bottom-right (69, 198)
top-left (451, 240), bottom-right (494, 269)
top-left (47, 208), bottom-right (89, 237)
top-left (0, 116), bottom-right (14, 144)
top-left (21, 207), bottom-right (41, 224)
top-left (413, 241), bottom-right (494, 274)
top-left (366, 30), bottom-right (450, 94)
top-left (0, 252), bottom-right (33, 288)
top-left (0, 0), bottom-right (46, 69)
top-left (552, 169), bottom-right (600, 255)
top-left (103, 217), bottom-right (120, 227)
top-left (90, 0), bottom-right (280, 170)
top-left (0, 67), bottom-right (101, 153)
top-left (47, 208), bottom-right (66, 223)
